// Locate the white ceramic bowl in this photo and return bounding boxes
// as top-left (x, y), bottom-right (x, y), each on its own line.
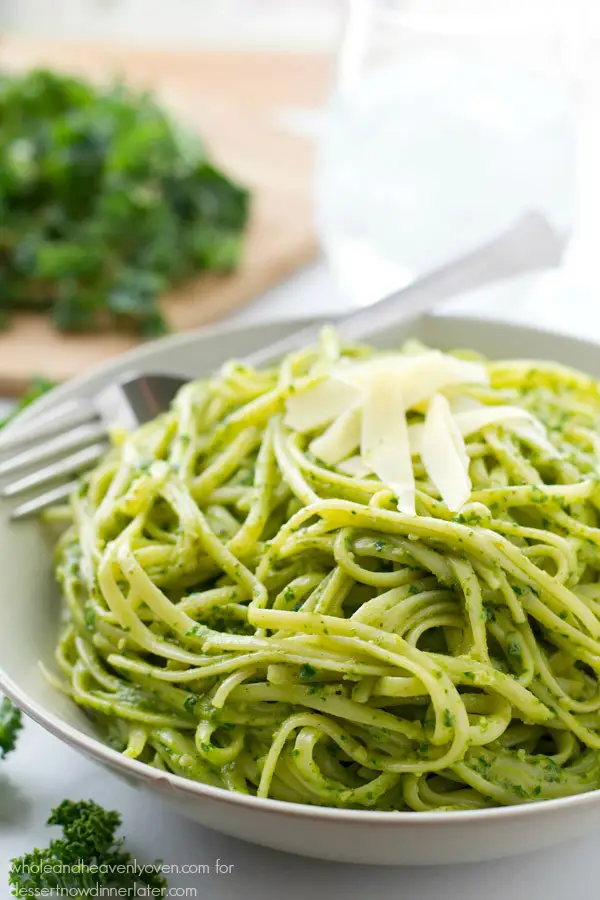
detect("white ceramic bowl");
top-left (2, 313), bottom-right (600, 867)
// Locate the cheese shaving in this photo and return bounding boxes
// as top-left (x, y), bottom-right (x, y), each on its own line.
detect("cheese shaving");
top-left (309, 405), bottom-right (361, 464)
top-left (284, 378), bottom-right (359, 433)
top-left (334, 350), bottom-right (488, 410)
top-left (361, 371), bottom-right (415, 515)
top-left (408, 404), bottom-right (545, 456)
top-left (337, 455), bottom-right (372, 478)
top-left (420, 393), bottom-right (471, 512)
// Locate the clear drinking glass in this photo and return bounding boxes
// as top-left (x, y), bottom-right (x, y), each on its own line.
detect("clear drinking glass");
top-left (316, 0), bottom-right (579, 308)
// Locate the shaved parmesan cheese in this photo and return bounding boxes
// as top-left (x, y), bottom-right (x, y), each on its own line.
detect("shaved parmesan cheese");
top-left (408, 404), bottom-right (546, 456)
top-left (361, 372), bottom-right (415, 515)
top-left (335, 351), bottom-right (488, 411)
top-left (309, 405), bottom-right (361, 464)
top-left (399, 353), bottom-right (488, 409)
top-left (420, 394), bottom-right (471, 512)
top-left (337, 455), bottom-right (372, 478)
top-left (333, 353), bottom-right (432, 389)
top-left (284, 343), bottom-right (561, 517)
top-left (452, 405), bottom-right (533, 436)
top-left (448, 393), bottom-right (483, 414)
top-left (453, 405), bottom-right (559, 458)
top-left (284, 378), bottom-right (359, 433)
top-left (407, 423), bottom-right (425, 457)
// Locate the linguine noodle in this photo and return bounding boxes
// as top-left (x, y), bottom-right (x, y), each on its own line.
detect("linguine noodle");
top-left (52, 330), bottom-right (600, 810)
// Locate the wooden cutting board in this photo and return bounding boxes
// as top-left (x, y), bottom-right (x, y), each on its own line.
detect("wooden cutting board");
top-left (0, 39), bottom-right (331, 394)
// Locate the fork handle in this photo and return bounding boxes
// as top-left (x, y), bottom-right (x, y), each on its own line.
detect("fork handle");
top-left (244, 212), bottom-right (566, 369)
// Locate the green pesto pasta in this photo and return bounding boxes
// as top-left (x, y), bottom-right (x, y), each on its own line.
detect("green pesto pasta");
top-left (51, 329), bottom-right (600, 811)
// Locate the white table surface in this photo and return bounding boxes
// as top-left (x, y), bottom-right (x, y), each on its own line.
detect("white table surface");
top-left (3, 259), bottom-right (600, 898)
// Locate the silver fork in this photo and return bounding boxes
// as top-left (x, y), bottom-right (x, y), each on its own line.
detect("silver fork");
top-left (0, 212), bottom-right (566, 519)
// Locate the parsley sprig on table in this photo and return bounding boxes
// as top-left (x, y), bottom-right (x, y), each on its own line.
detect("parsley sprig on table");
top-left (0, 68), bottom-right (250, 335)
top-left (9, 800), bottom-right (168, 897)
top-left (0, 697), bottom-right (22, 759)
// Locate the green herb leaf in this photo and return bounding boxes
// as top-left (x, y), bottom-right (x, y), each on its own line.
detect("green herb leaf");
top-left (0, 69), bottom-right (249, 335)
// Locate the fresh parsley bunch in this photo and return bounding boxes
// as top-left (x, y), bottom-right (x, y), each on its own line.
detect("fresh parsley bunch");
top-left (0, 68), bottom-right (249, 335)
top-left (0, 697), bottom-right (22, 759)
top-left (9, 800), bottom-right (167, 897)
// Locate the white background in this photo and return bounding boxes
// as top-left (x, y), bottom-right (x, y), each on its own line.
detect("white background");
top-left (3, 2), bottom-right (600, 898)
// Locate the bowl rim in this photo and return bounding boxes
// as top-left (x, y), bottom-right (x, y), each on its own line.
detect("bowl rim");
top-left (4, 310), bottom-right (600, 827)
